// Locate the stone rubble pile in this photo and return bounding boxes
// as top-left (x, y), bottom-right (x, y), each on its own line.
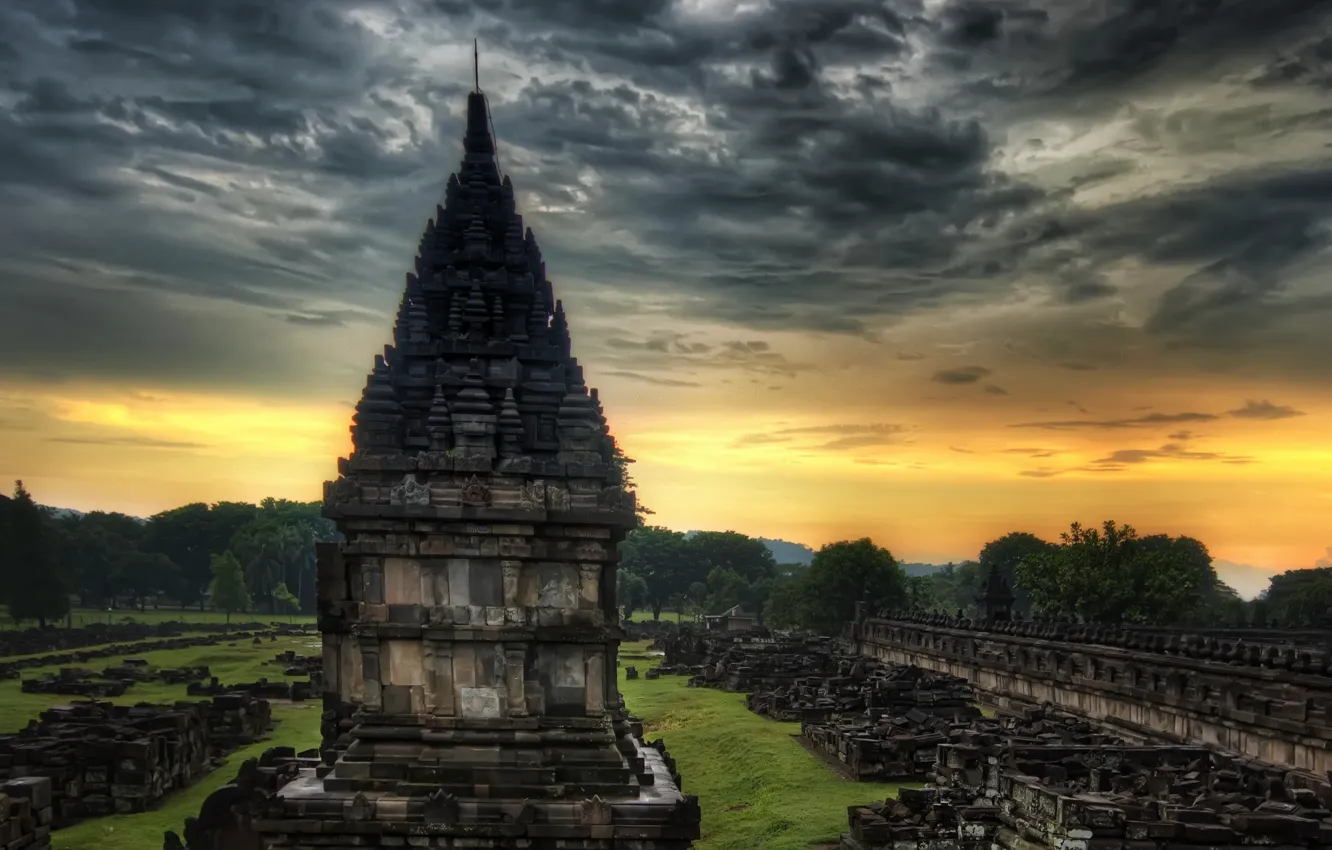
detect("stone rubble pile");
top-left (750, 660), bottom-right (976, 723)
top-left (0, 777), bottom-right (53, 850)
top-left (806, 704), bottom-right (1114, 783)
top-left (186, 675), bottom-right (316, 702)
top-left (20, 661), bottom-right (213, 697)
top-left (20, 670), bottom-right (131, 697)
top-left (0, 695), bottom-right (272, 827)
top-left (271, 650), bottom-right (322, 680)
top-left (0, 626), bottom-right (313, 680)
top-left (843, 734), bottom-right (1332, 850)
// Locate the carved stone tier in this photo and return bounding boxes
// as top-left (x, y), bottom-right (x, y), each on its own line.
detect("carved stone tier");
top-left (182, 82), bottom-right (700, 849)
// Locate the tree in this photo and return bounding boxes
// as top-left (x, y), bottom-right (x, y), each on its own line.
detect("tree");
top-left (617, 526), bottom-right (696, 619)
top-left (2, 481), bottom-right (69, 627)
top-left (763, 576), bottom-right (808, 630)
top-left (113, 551), bottom-right (179, 611)
top-left (609, 439), bottom-right (653, 526)
top-left (1261, 566), bottom-right (1332, 626)
top-left (209, 552), bottom-right (251, 624)
top-left (272, 582), bottom-right (300, 620)
top-left (1016, 521), bottom-right (1217, 623)
top-left (686, 531), bottom-right (778, 584)
top-left (978, 532), bottom-right (1056, 616)
top-left (618, 571), bottom-right (649, 619)
top-left (143, 502), bottom-right (258, 609)
top-left (798, 538), bottom-right (906, 634)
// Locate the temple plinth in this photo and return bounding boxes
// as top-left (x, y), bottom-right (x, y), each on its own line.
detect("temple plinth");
top-left (190, 84), bottom-right (700, 850)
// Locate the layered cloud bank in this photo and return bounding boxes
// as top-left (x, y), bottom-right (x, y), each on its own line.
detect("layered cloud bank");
top-left (1, 0), bottom-right (1329, 571)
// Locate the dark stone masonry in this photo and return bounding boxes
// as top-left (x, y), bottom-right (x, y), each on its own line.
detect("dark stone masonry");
top-left (842, 741), bottom-right (1332, 850)
top-left (171, 82), bottom-right (700, 849)
top-left (852, 610), bottom-right (1332, 775)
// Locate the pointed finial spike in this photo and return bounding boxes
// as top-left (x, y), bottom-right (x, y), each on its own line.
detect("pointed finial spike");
top-left (474, 39), bottom-right (479, 93)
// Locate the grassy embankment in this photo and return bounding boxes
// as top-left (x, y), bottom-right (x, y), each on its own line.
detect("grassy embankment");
top-left (618, 640), bottom-right (904, 850)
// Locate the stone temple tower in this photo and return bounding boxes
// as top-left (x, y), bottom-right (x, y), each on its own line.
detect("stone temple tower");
top-left (231, 84), bottom-right (700, 849)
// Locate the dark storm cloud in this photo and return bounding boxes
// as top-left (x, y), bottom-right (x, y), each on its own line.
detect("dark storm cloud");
top-left (0, 0), bottom-right (1328, 395)
top-left (932, 366), bottom-right (992, 384)
top-left (1013, 411), bottom-right (1220, 430)
top-left (602, 371), bottom-right (702, 388)
top-left (1228, 400), bottom-right (1306, 420)
top-left (47, 436), bottom-right (209, 450)
top-left (598, 333), bottom-right (808, 378)
top-left (732, 422), bottom-right (907, 451)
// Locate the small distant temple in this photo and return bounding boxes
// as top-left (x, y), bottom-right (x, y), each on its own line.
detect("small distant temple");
top-left (975, 563), bottom-right (1015, 622)
top-left (176, 61), bottom-right (699, 850)
top-left (704, 605), bottom-right (759, 633)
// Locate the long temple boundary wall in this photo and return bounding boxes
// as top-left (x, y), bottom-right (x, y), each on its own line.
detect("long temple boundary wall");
top-left (851, 616), bottom-right (1332, 777)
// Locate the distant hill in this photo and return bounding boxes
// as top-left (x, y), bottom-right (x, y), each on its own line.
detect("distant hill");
top-left (1212, 560), bottom-right (1284, 600)
top-left (901, 562), bottom-right (951, 577)
top-left (759, 538), bottom-right (815, 565)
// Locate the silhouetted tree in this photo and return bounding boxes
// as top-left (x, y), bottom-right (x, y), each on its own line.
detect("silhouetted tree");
top-left (2, 481), bottom-right (69, 627)
top-left (617, 526), bottom-right (696, 619)
top-left (1017, 521), bottom-right (1217, 623)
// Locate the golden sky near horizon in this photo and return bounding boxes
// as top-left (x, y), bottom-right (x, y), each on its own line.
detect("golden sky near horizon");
top-left (1, 0), bottom-right (1330, 597)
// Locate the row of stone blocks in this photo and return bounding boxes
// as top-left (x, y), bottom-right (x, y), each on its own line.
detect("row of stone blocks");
top-left (22, 663), bottom-right (212, 697)
top-left (842, 739), bottom-right (1332, 850)
top-left (0, 621), bottom-right (308, 661)
top-left (0, 695), bottom-right (270, 827)
top-left (869, 612), bottom-right (1332, 673)
top-left (0, 626), bottom-right (313, 680)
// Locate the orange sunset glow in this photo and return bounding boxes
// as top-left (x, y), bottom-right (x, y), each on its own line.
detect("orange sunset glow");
top-left (2, 2), bottom-right (1331, 599)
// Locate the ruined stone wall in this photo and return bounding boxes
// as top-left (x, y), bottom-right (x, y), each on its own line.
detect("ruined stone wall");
top-left (853, 617), bottom-right (1332, 775)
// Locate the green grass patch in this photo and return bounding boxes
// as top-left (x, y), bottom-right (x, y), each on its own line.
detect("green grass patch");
top-left (617, 641), bottom-right (902, 850)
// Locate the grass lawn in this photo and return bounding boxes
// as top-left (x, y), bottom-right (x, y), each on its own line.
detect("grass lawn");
top-left (618, 641), bottom-right (903, 850)
top-left (1, 609), bottom-right (318, 629)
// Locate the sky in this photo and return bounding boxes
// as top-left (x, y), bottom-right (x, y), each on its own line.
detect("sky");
top-left (0, 0), bottom-right (1330, 591)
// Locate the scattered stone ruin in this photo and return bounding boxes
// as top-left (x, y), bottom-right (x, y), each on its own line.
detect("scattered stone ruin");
top-left (0, 621), bottom-right (304, 659)
top-left (21, 660), bottom-right (211, 697)
top-left (852, 607), bottom-right (1332, 775)
top-left (0, 696), bottom-right (269, 827)
top-left (0, 777), bottom-right (53, 850)
top-left (842, 741), bottom-right (1332, 850)
top-left (0, 626), bottom-right (313, 680)
top-left (804, 703), bottom-right (1114, 783)
top-left (172, 82), bottom-right (700, 849)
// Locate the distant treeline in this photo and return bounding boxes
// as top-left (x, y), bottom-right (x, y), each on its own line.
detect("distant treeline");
top-left (2, 479), bottom-right (1325, 630)
top-left (0, 481), bottom-right (337, 626)
top-left (621, 521), bottom-right (1328, 630)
